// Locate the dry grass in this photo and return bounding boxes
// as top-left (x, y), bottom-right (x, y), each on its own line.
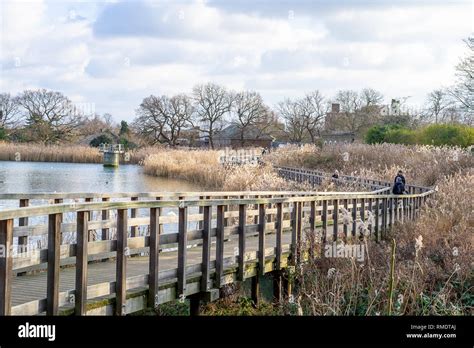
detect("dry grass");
top-left (265, 143), bottom-right (474, 186)
top-left (291, 172), bottom-right (473, 316)
top-left (0, 142), bottom-right (102, 163)
top-left (0, 141), bottom-right (166, 165)
top-left (142, 148), bottom-right (302, 191)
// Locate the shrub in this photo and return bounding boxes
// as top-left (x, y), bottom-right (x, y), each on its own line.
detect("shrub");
top-left (420, 124), bottom-right (474, 148)
top-left (89, 134), bottom-right (113, 147)
top-left (383, 128), bottom-right (418, 145)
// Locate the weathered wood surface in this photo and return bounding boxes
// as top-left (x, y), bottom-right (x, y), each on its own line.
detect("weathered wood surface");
top-left (0, 165), bottom-right (434, 316)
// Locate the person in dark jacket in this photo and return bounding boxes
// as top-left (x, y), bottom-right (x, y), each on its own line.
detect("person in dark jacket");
top-left (394, 170), bottom-right (406, 185)
top-left (392, 170), bottom-right (406, 194)
top-left (332, 170), bottom-right (339, 179)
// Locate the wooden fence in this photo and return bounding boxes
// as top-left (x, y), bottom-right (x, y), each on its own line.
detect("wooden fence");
top-left (0, 169), bottom-right (435, 316)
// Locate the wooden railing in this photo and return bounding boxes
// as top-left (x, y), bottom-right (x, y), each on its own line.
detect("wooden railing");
top-left (0, 181), bottom-right (434, 315)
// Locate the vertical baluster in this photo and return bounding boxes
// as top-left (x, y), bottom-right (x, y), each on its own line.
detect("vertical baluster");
top-left (47, 213), bottom-right (61, 315)
top-left (201, 205), bottom-right (212, 291)
top-left (101, 197), bottom-right (110, 240)
top-left (275, 202), bottom-right (283, 271)
top-left (258, 203), bottom-right (266, 276)
top-left (238, 204), bottom-right (247, 282)
top-left (177, 205), bottom-right (188, 298)
top-left (321, 200), bottom-right (328, 244)
top-left (333, 199), bottom-right (339, 241)
top-left (0, 219), bottom-right (13, 315)
top-left (148, 207), bottom-right (160, 308)
top-left (85, 198), bottom-right (93, 241)
top-left (360, 198), bottom-right (366, 238)
top-left (130, 197), bottom-right (138, 237)
top-left (351, 198), bottom-right (357, 237)
top-left (18, 199), bottom-right (29, 253)
top-left (115, 209), bottom-right (128, 316)
top-left (75, 211), bottom-right (89, 315)
top-left (291, 202), bottom-right (299, 264)
top-left (215, 205), bottom-right (225, 288)
top-left (374, 198), bottom-right (380, 241)
top-left (343, 199), bottom-right (348, 239)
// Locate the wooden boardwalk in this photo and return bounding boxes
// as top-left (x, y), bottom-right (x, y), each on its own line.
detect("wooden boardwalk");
top-left (0, 167), bottom-right (435, 316)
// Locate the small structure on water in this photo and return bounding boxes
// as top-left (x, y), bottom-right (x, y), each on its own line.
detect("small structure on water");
top-left (99, 143), bottom-right (124, 167)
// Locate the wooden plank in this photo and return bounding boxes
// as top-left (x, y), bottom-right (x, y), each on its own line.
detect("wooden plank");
top-left (148, 207), bottom-right (160, 308)
top-left (177, 206), bottom-right (188, 298)
top-left (75, 211), bottom-right (89, 315)
top-left (275, 203), bottom-right (283, 271)
top-left (115, 209), bottom-right (127, 316)
top-left (201, 205), bottom-right (212, 291)
top-left (101, 198), bottom-right (110, 240)
top-left (216, 205), bottom-right (225, 288)
top-left (238, 204), bottom-right (247, 281)
top-left (0, 219), bottom-right (13, 315)
top-left (258, 204), bottom-right (266, 276)
top-left (47, 213), bottom-right (61, 315)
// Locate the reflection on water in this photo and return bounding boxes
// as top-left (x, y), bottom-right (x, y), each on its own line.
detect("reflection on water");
top-left (0, 161), bottom-right (205, 249)
top-left (0, 161), bottom-right (200, 195)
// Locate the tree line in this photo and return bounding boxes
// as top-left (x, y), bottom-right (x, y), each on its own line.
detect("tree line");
top-left (1, 37), bottom-right (471, 147)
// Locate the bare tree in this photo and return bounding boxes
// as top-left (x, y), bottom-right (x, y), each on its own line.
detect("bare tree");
top-left (232, 91), bottom-right (269, 146)
top-left (360, 88), bottom-right (384, 107)
top-left (448, 37), bottom-right (473, 122)
top-left (16, 89), bottom-right (82, 143)
top-left (277, 98), bottom-right (306, 142)
top-left (0, 93), bottom-right (21, 130)
top-left (424, 89), bottom-right (456, 123)
top-left (298, 90), bottom-right (327, 143)
top-left (133, 94), bottom-right (193, 146)
top-left (192, 83), bottom-right (233, 149)
top-left (332, 89), bottom-right (382, 134)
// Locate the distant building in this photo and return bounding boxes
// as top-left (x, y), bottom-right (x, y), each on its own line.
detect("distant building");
top-left (213, 124), bottom-right (274, 148)
top-left (320, 131), bottom-right (355, 144)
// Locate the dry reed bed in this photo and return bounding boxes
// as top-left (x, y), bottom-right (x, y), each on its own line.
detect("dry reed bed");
top-left (201, 172), bottom-right (474, 316)
top-left (265, 143), bottom-right (474, 186)
top-left (0, 142), bottom-right (166, 165)
top-left (142, 148), bottom-right (304, 191)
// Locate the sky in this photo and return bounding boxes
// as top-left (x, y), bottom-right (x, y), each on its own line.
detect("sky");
top-left (1, 0), bottom-right (472, 122)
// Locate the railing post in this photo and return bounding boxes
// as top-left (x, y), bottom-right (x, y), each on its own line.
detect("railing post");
top-left (148, 207), bottom-right (160, 309)
top-left (18, 199), bottom-right (29, 253)
top-left (75, 211), bottom-right (89, 315)
top-left (0, 219), bottom-right (13, 315)
top-left (291, 202), bottom-right (299, 264)
top-left (101, 197), bottom-right (110, 240)
top-left (85, 198), bottom-right (94, 241)
top-left (351, 198), bottom-right (357, 237)
top-left (215, 205), bottom-right (225, 288)
top-left (47, 213), bottom-right (61, 315)
top-left (258, 203), bottom-right (266, 276)
top-left (115, 209), bottom-right (128, 316)
top-left (177, 205), bottom-right (188, 299)
top-left (238, 204), bottom-right (247, 282)
top-left (360, 198), bottom-right (366, 238)
top-left (343, 199), bottom-right (349, 239)
top-left (321, 200), bottom-right (328, 244)
top-left (333, 199), bottom-right (339, 241)
top-left (374, 198), bottom-right (380, 242)
top-left (275, 203), bottom-right (283, 271)
top-left (202, 205), bottom-right (212, 290)
top-left (130, 197), bottom-right (138, 237)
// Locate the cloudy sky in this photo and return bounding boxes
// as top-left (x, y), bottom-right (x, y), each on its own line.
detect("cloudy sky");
top-left (1, 0), bottom-right (472, 121)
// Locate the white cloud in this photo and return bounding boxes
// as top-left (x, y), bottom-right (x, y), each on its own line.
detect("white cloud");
top-left (0, 0), bottom-right (471, 121)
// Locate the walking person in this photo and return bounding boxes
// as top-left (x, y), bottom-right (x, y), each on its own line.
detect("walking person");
top-left (392, 170), bottom-right (406, 194)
